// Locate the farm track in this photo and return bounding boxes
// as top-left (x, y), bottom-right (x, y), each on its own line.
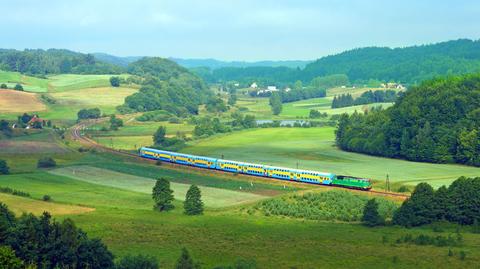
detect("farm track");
top-left (70, 119), bottom-right (409, 200)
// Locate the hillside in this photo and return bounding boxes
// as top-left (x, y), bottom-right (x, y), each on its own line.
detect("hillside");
top-left (336, 73), bottom-right (480, 166)
top-left (200, 39), bottom-right (480, 85)
top-left (0, 49), bottom-right (124, 75)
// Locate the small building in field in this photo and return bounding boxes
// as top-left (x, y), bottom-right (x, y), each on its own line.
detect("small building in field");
top-left (250, 82), bottom-right (258, 89)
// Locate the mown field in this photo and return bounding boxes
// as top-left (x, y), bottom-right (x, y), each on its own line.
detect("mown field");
top-left (184, 127), bottom-right (480, 188)
top-left (0, 71), bottom-right (137, 122)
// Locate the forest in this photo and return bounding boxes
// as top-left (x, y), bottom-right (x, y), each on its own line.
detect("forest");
top-left (335, 73), bottom-right (480, 166)
top-left (0, 49), bottom-right (123, 75)
top-left (331, 90), bottom-right (399, 108)
top-left (196, 39), bottom-right (480, 86)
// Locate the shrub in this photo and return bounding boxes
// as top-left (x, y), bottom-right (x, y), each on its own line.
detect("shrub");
top-left (37, 157), bottom-right (56, 168)
top-left (109, 76), bottom-right (120, 87)
top-left (116, 254), bottom-right (158, 269)
top-left (362, 199), bottom-right (385, 227)
top-left (0, 83), bottom-right (7, 89)
top-left (42, 195), bottom-right (52, 202)
top-left (13, 84), bottom-right (23, 91)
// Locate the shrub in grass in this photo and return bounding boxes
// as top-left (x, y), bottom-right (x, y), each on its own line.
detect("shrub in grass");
top-left (459, 250), bottom-right (466, 260)
top-left (0, 83), bottom-right (7, 89)
top-left (362, 198), bottom-right (385, 227)
top-left (152, 178), bottom-right (174, 211)
top-left (184, 185), bottom-right (203, 215)
top-left (37, 157), bottom-right (56, 168)
top-left (13, 84), bottom-right (23, 91)
top-left (42, 195), bottom-right (52, 202)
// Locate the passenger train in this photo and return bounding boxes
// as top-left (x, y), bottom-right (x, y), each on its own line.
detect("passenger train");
top-left (139, 147), bottom-right (372, 190)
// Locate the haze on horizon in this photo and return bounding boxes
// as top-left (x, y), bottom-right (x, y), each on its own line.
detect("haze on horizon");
top-left (2, 0), bottom-right (479, 61)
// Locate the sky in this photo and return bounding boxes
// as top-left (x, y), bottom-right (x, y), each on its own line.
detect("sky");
top-left (1, 0), bottom-right (479, 61)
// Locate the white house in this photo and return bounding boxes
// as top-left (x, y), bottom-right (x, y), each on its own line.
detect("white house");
top-left (250, 82), bottom-right (258, 89)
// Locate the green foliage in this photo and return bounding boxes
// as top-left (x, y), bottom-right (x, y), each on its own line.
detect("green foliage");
top-left (335, 74), bottom-right (480, 166)
top-left (153, 126), bottom-right (166, 145)
top-left (109, 76), bottom-right (120, 87)
top-left (213, 259), bottom-right (257, 269)
top-left (193, 117), bottom-right (231, 137)
top-left (258, 190), bottom-right (398, 222)
top-left (308, 109), bottom-right (327, 119)
top-left (136, 110), bottom-right (171, 122)
top-left (393, 177), bottom-right (480, 227)
top-left (42, 195), bottom-right (52, 202)
top-left (116, 254), bottom-right (159, 269)
top-left (109, 115), bottom-right (123, 130)
top-left (124, 57), bottom-right (210, 115)
top-left (362, 199), bottom-right (385, 227)
top-left (395, 233), bottom-right (462, 247)
top-left (77, 108), bottom-right (101, 120)
top-left (184, 185), bottom-right (204, 215)
top-left (0, 245), bottom-right (23, 269)
top-left (269, 92), bottom-right (282, 115)
top-left (152, 178), bottom-right (174, 211)
top-left (310, 74), bottom-right (349, 88)
top-left (0, 83), bottom-right (7, 89)
top-left (0, 48), bottom-right (124, 75)
top-left (332, 90), bottom-right (398, 108)
top-left (175, 248), bottom-right (199, 269)
top-left (0, 206), bottom-right (114, 269)
top-left (206, 96), bottom-right (228, 113)
top-left (228, 93), bottom-right (237, 106)
top-left (13, 83), bottom-right (23, 91)
top-left (0, 187), bottom-right (31, 198)
top-left (231, 112), bottom-right (257, 129)
top-left (37, 157), bottom-right (56, 168)
top-left (0, 160), bottom-right (10, 175)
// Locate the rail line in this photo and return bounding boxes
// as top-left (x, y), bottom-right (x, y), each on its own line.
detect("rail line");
top-left (70, 120), bottom-right (409, 200)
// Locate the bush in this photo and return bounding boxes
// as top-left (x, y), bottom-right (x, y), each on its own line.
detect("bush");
top-left (77, 108), bottom-right (101, 120)
top-left (0, 83), bottom-right (7, 89)
top-left (136, 110), bottom-right (171, 122)
top-left (37, 157), bottom-right (56, 168)
top-left (42, 195), bottom-right (52, 202)
top-left (13, 84), bottom-right (23, 91)
top-left (110, 76), bottom-right (120, 87)
top-left (0, 187), bottom-right (31, 197)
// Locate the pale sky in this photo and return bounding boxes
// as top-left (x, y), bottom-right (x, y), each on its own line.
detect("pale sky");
top-left (1, 0), bottom-right (479, 61)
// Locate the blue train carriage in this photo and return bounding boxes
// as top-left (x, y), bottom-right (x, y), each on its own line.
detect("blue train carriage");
top-left (264, 165), bottom-right (334, 185)
top-left (140, 147), bottom-right (174, 162)
top-left (141, 147), bottom-right (217, 169)
top-left (215, 159), bottom-right (265, 175)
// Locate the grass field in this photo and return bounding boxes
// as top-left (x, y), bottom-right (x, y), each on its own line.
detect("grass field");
top-left (0, 170), bottom-right (479, 268)
top-left (0, 193), bottom-right (94, 216)
top-left (47, 74), bottom-right (130, 92)
top-left (184, 127), bottom-right (480, 188)
top-left (0, 70), bottom-right (49, 92)
top-left (49, 166), bottom-right (267, 208)
top-left (0, 90), bottom-right (46, 113)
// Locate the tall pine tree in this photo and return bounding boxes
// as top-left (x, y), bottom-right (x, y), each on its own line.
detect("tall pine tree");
top-left (361, 199), bottom-right (384, 227)
top-left (184, 185), bottom-right (203, 215)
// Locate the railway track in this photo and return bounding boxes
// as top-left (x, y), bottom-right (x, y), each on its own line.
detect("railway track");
top-left (70, 120), bottom-right (409, 200)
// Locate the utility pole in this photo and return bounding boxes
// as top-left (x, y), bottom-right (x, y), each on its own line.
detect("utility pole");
top-left (386, 174), bottom-right (390, 192)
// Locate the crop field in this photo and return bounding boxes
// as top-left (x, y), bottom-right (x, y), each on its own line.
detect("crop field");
top-left (0, 90), bottom-right (46, 113)
top-left (0, 193), bottom-right (94, 216)
top-left (184, 127), bottom-right (480, 188)
top-left (49, 166), bottom-right (267, 207)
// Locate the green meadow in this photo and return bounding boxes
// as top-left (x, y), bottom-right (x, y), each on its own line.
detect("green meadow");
top-left (184, 127), bottom-right (480, 188)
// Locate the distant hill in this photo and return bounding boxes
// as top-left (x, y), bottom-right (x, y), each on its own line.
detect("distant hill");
top-left (93, 53), bottom-right (142, 67)
top-left (169, 58), bottom-right (311, 69)
top-left (198, 39), bottom-right (480, 86)
top-left (0, 49), bottom-right (125, 75)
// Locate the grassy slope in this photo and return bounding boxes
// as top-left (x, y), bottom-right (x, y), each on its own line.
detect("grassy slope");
top-left (49, 166), bottom-right (267, 208)
top-left (0, 70), bottom-right (49, 92)
top-left (184, 127), bottom-right (480, 188)
top-left (0, 171), bottom-right (478, 268)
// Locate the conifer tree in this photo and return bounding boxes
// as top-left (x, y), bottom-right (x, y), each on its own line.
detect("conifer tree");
top-left (0, 160), bottom-right (9, 175)
top-left (175, 248), bottom-right (199, 269)
top-left (184, 185), bottom-right (203, 215)
top-left (361, 199), bottom-right (384, 226)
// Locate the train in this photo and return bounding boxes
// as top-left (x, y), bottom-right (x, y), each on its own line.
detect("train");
top-left (139, 147), bottom-right (372, 190)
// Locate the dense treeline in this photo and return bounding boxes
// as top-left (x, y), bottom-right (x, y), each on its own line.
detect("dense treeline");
top-left (121, 57), bottom-right (211, 116)
top-left (0, 204), bottom-right (114, 268)
top-left (393, 177), bottom-right (480, 227)
top-left (196, 39), bottom-right (480, 85)
top-left (0, 49), bottom-right (124, 75)
top-left (336, 74), bottom-right (480, 166)
top-left (332, 90), bottom-right (399, 108)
